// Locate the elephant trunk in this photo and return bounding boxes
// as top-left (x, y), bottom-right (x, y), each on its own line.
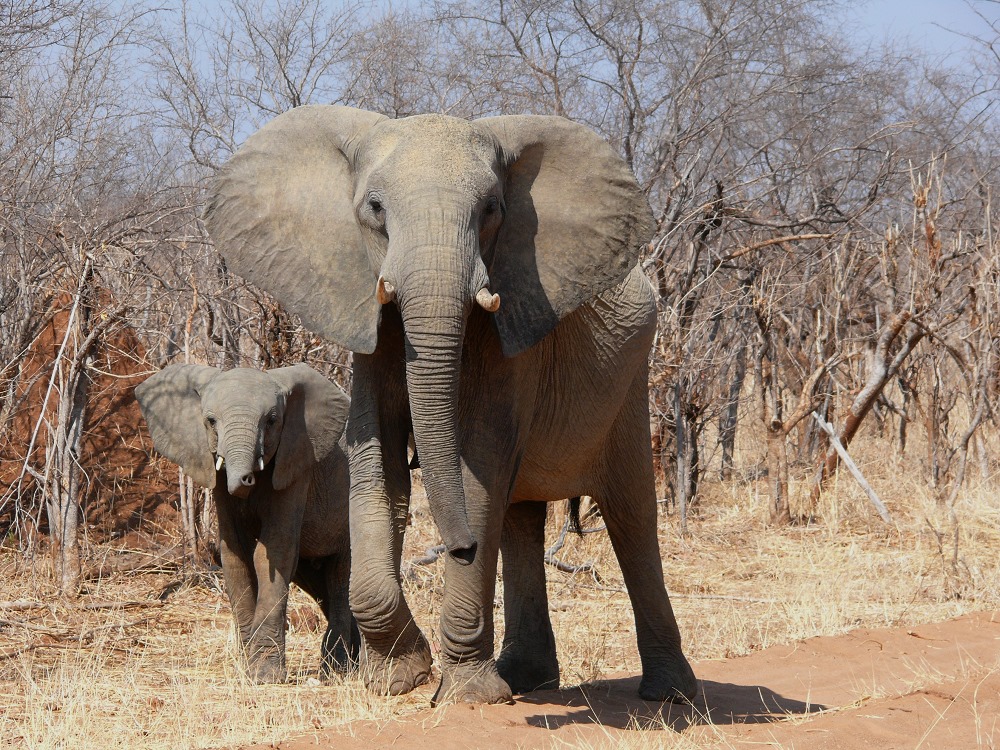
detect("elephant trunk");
top-left (220, 417), bottom-right (262, 497)
top-left (392, 223), bottom-right (478, 563)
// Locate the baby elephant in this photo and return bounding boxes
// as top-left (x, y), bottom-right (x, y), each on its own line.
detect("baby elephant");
top-left (136, 363), bottom-right (357, 682)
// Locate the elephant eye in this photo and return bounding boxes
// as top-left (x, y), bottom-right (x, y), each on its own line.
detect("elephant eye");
top-left (484, 196), bottom-right (500, 215)
top-left (205, 416), bottom-right (216, 428)
top-left (266, 414), bottom-right (277, 426)
top-left (368, 196), bottom-right (383, 215)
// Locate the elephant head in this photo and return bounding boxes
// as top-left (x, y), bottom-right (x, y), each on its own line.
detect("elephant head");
top-left (136, 364), bottom-right (348, 497)
top-left (204, 106), bottom-right (653, 556)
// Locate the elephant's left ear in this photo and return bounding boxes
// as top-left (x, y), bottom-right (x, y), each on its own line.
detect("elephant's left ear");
top-left (268, 364), bottom-right (349, 491)
top-left (476, 116), bottom-right (655, 357)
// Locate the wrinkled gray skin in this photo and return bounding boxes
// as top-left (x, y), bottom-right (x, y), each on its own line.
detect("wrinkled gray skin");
top-left (136, 364), bottom-right (357, 683)
top-left (204, 105), bottom-right (697, 704)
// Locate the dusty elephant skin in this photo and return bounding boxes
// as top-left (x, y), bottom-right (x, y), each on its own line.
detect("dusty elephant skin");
top-left (135, 364), bottom-right (358, 682)
top-left (204, 105), bottom-right (697, 704)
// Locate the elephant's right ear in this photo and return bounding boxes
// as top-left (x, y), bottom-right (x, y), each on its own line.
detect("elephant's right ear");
top-left (204, 105), bottom-right (388, 354)
top-left (135, 364), bottom-right (219, 488)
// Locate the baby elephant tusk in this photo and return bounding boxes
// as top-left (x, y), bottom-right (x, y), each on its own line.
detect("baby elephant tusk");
top-left (257, 457), bottom-right (265, 472)
top-left (475, 287), bottom-right (500, 313)
top-left (216, 455), bottom-right (224, 471)
top-left (376, 276), bottom-right (396, 305)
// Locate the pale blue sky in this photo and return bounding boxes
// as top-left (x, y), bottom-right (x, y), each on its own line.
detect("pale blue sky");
top-left (849, 0), bottom-right (997, 58)
top-left (183, 0), bottom-right (998, 62)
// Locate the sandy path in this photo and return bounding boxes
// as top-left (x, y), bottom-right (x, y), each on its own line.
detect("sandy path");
top-left (238, 611), bottom-right (1000, 749)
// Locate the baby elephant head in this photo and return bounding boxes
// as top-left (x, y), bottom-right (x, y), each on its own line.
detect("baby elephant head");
top-left (136, 364), bottom-right (348, 497)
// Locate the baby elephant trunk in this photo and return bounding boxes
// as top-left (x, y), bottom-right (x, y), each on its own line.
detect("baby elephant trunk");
top-left (229, 469), bottom-right (256, 497)
top-left (221, 421), bottom-right (263, 498)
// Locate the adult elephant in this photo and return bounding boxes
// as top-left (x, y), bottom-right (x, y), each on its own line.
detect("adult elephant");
top-left (204, 105), bottom-right (696, 705)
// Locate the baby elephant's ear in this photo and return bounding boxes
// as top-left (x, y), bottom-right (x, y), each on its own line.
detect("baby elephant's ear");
top-left (135, 364), bottom-right (220, 488)
top-left (269, 364), bottom-right (349, 491)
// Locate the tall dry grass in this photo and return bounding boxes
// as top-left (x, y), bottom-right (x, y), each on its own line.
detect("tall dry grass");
top-left (1, 423), bottom-right (998, 748)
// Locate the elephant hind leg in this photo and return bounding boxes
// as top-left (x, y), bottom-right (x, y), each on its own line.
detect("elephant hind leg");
top-left (497, 500), bottom-right (559, 693)
top-left (294, 556), bottom-right (358, 676)
top-left (591, 372), bottom-right (697, 703)
top-left (321, 553), bottom-right (360, 675)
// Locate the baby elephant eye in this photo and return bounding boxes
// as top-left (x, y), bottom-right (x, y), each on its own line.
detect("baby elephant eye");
top-left (484, 196), bottom-right (500, 215)
top-left (266, 414), bottom-right (277, 426)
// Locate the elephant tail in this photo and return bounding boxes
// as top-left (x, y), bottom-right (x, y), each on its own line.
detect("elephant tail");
top-left (568, 497), bottom-right (583, 536)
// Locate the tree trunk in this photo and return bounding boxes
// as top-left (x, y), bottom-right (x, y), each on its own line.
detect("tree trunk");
top-left (674, 380), bottom-right (689, 534)
top-left (718, 339), bottom-right (746, 480)
top-left (47, 353), bottom-right (90, 597)
top-left (179, 469), bottom-right (198, 567)
top-left (199, 486), bottom-right (218, 561)
top-left (809, 313), bottom-right (924, 505)
top-left (765, 425), bottom-right (791, 525)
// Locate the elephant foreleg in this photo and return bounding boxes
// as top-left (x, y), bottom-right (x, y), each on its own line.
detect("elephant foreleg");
top-left (349, 445), bottom-right (427, 693)
top-left (431, 456), bottom-right (511, 705)
top-left (348, 354), bottom-right (430, 695)
top-left (247, 486), bottom-right (306, 684)
top-left (215, 491), bottom-right (257, 647)
top-left (496, 500), bottom-right (559, 693)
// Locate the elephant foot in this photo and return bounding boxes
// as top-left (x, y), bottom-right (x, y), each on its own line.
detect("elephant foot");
top-left (496, 647), bottom-right (559, 694)
top-left (432, 660), bottom-right (513, 705)
top-left (638, 652), bottom-right (698, 703)
top-left (321, 637), bottom-right (359, 677)
top-left (248, 654), bottom-right (287, 684)
top-left (321, 625), bottom-right (360, 676)
top-left (361, 633), bottom-right (432, 696)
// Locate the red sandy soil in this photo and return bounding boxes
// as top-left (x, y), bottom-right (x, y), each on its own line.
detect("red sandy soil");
top-left (239, 611), bottom-right (999, 750)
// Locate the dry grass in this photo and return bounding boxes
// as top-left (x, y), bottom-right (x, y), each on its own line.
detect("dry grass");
top-left (1, 432), bottom-right (999, 748)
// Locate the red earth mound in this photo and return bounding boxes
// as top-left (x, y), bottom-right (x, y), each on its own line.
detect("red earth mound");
top-left (0, 299), bottom-right (177, 544)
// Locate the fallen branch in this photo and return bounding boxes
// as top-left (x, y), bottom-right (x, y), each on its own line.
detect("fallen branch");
top-left (0, 614), bottom-right (160, 660)
top-left (809, 314), bottom-right (924, 504)
top-left (811, 412), bottom-right (893, 524)
top-left (80, 600), bottom-right (165, 611)
top-left (402, 544), bottom-right (447, 580)
top-left (0, 640), bottom-right (137, 660)
top-left (0, 601), bottom-right (51, 611)
top-left (83, 545), bottom-right (186, 581)
top-left (408, 544), bottom-right (447, 567)
top-left (0, 599), bottom-right (161, 611)
top-left (576, 583), bottom-right (777, 604)
top-left (402, 513), bottom-right (606, 581)
top-left (544, 516), bottom-right (601, 581)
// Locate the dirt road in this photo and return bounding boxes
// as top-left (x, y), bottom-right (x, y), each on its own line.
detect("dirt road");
top-left (239, 611), bottom-right (1000, 749)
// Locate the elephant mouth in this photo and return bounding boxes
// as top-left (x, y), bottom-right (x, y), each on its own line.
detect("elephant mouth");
top-left (230, 482), bottom-right (252, 499)
top-left (217, 454), bottom-right (263, 498)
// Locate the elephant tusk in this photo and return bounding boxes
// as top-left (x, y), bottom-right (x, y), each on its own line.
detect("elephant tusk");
top-left (475, 287), bottom-right (500, 313)
top-left (376, 275), bottom-right (396, 305)
top-left (216, 455), bottom-right (224, 471)
top-left (257, 457), bottom-right (265, 472)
